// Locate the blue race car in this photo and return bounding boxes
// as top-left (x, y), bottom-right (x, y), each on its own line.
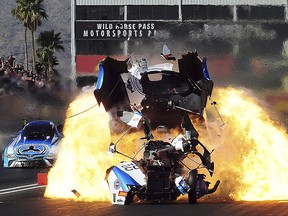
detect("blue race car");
top-left (2, 120), bottom-right (63, 168)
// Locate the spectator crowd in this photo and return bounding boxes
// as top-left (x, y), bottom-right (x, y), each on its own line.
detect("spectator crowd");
top-left (0, 55), bottom-right (59, 96)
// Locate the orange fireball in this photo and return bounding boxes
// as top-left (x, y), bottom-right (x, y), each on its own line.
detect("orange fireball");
top-left (209, 87), bottom-right (288, 201)
top-left (45, 90), bottom-right (116, 201)
top-left (45, 87), bottom-right (288, 202)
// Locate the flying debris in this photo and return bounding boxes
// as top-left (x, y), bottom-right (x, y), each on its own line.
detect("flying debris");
top-left (71, 189), bottom-right (81, 198)
top-left (94, 47), bottom-right (219, 205)
top-left (160, 44), bottom-right (176, 61)
top-left (94, 49), bottom-right (213, 129)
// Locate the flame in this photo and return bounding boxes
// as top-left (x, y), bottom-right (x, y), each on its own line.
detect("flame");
top-left (44, 89), bottom-right (172, 201)
top-left (209, 87), bottom-right (288, 201)
top-left (44, 90), bottom-right (117, 201)
top-left (45, 86), bottom-right (288, 202)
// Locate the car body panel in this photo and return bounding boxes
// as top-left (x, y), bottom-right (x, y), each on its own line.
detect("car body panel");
top-left (94, 51), bottom-right (213, 129)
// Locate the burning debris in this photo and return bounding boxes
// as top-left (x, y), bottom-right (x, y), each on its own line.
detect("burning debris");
top-left (71, 189), bottom-right (81, 198)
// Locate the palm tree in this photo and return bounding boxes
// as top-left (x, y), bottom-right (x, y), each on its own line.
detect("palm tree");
top-left (11, 0), bottom-right (30, 71)
top-left (36, 30), bottom-right (64, 76)
top-left (12, 0), bottom-right (48, 72)
top-left (26, 0), bottom-right (48, 72)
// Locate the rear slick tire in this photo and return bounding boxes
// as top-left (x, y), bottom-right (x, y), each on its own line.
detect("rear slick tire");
top-left (188, 169), bottom-right (197, 204)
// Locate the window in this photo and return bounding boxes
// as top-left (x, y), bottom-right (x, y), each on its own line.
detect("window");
top-left (237, 6), bottom-right (285, 20)
top-left (23, 124), bottom-right (54, 140)
top-left (76, 6), bottom-right (124, 20)
top-left (139, 6), bottom-right (153, 20)
top-left (153, 5), bottom-right (178, 20)
top-left (182, 5), bottom-right (233, 20)
top-left (128, 5), bottom-right (178, 20)
top-left (76, 6), bottom-right (88, 20)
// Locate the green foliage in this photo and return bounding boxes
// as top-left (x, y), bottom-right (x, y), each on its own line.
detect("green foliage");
top-left (36, 30), bottom-right (64, 76)
top-left (12, 0), bottom-right (48, 72)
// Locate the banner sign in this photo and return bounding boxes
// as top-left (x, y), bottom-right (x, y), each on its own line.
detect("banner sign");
top-left (75, 21), bottom-right (157, 39)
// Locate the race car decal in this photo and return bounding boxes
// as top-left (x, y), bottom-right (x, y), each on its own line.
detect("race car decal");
top-left (113, 179), bottom-right (122, 190)
top-left (112, 166), bottom-right (141, 192)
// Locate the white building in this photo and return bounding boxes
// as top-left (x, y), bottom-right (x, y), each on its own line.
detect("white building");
top-left (70, 0), bottom-right (288, 82)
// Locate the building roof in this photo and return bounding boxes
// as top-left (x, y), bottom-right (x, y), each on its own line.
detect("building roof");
top-left (75, 0), bottom-right (287, 6)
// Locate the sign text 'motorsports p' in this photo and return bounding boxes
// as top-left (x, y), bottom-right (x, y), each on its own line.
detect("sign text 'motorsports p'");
top-left (75, 21), bottom-right (157, 39)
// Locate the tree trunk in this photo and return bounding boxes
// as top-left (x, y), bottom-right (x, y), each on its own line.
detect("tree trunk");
top-left (24, 27), bottom-right (29, 71)
top-left (48, 55), bottom-right (53, 77)
top-left (31, 30), bottom-right (36, 73)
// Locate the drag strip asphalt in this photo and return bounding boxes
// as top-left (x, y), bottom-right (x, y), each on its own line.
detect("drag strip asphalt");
top-left (0, 183), bottom-right (45, 196)
top-left (0, 165), bottom-right (288, 216)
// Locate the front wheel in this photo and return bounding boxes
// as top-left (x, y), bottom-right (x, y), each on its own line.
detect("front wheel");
top-left (187, 169), bottom-right (197, 204)
top-left (124, 191), bottom-right (135, 205)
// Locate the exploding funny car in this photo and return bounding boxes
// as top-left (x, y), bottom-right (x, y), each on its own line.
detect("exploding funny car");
top-left (3, 120), bottom-right (63, 168)
top-left (94, 45), bottom-right (220, 204)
